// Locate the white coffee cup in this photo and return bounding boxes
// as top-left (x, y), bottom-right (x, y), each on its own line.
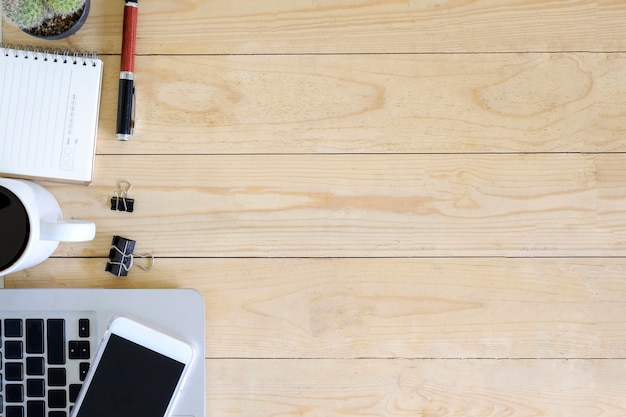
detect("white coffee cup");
top-left (0, 178), bottom-right (96, 276)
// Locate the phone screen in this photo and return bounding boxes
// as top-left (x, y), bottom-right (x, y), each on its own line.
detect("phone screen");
top-left (74, 334), bottom-right (186, 417)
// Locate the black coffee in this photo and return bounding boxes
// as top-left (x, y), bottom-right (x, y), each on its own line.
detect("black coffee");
top-left (0, 186), bottom-right (30, 271)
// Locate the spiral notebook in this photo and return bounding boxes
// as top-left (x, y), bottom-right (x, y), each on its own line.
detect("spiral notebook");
top-left (0, 44), bottom-right (103, 184)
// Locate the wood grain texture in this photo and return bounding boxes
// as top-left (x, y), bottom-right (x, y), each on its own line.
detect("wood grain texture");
top-left (8, 258), bottom-right (626, 359)
top-left (89, 53), bottom-right (626, 154)
top-left (33, 153), bottom-right (626, 257)
top-left (2, 0), bottom-right (625, 54)
top-left (3, 0), bottom-right (626, 413)
top-left (207, 359), bottom-right (626, 417)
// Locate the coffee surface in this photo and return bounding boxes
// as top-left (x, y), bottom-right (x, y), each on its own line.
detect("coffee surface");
top-left (0, 186), bottom-right (31, 271)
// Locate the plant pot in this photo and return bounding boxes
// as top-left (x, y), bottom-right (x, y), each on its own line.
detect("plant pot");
top-left (22, 0), bottom-right (90, 40)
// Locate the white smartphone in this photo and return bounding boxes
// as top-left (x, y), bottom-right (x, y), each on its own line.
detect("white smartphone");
top-left (70, 316), bottom-right (194, 417)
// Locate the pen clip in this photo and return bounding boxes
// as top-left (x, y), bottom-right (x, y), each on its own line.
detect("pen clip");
top-left (130, 86), bottom-right (136, 135)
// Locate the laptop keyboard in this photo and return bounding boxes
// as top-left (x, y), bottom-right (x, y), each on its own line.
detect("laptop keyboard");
top-left (0, 312), bottom-right (97, 417)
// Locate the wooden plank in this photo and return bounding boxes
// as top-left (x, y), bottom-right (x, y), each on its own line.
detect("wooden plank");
top-left (88, 53), bottom-right (626, 154)
top-left (206, 359), bottom-right (626, 416)
top-left (2, 1), bottom-right (625, 54)
top-left (38, 153), bottom-right (626, 258)
top-left (7, 258), bottom-right (626, 359)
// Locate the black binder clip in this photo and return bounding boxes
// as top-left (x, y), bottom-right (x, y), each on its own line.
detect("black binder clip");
top-left (111, 181), bottom-right (134, 212)
top-left (105, 235), bottom-right (154, 277)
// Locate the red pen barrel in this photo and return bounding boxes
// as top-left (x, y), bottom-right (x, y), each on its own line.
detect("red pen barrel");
top-left (120, 3), bottom-right (138, 73)
top-left (117, 0), bottom-right (138, 140)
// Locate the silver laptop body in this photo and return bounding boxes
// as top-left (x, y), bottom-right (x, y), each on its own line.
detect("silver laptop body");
top-left (0, 288), bottom-right (205, 417)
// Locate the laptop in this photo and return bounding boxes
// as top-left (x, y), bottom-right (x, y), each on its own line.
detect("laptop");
top-left (0, 288), bottom-right (205, 417)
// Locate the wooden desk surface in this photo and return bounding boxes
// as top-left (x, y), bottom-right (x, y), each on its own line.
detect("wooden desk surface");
top-left (4, 1), bottom-right (626, 414)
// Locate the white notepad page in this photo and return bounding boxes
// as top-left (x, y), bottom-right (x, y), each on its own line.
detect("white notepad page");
top-left (0, 46), bottom-right (103, 183)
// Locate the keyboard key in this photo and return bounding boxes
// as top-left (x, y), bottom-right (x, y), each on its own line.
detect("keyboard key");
top-left (79, 363), bottom-right (90, 381)
top-left (4, 319), bottom-right (23, 337)
top-left (6, 384), bottom-right (24, 402)
top-left (25, 320), bottom-right (44, 354)
top-left (5, 341), bottom-right (23, 359)
top-left (48, 369), bottom-right (66, 387)
top-left (69, 384), bottom-right (82, 403)
top-left (5, 363), bottom-right (23, 381)
top-left (26, 357), bottom-right (45, 376)
top-left (47, 390), bottom-right (67, 409)
top-left (78, 319), bottom-right (90, 338)
top-left (68, 341), bottom-right (78, 359)
top-left (27, 400), bottom-right (45, 417)
top-left (79, 341), bottom-right (90, 359)
top-left (47, 319), bottom-right (66, 365)
top-left (6, 405), bottom-right (24, 417)
top-left (26, 379), bottom-right (45, 397)
top-left (49, 412), bottom-right (67, 417)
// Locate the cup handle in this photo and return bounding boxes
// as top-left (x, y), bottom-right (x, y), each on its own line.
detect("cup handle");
top-left (40, 220), bottom-right (96, 242)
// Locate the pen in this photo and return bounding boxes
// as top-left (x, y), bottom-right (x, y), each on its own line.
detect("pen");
top-left (116, 0), bottom-right (138, 141)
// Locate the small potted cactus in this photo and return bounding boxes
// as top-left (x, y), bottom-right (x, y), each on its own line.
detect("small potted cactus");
top-left (1, 0), bottom-right (90, 39)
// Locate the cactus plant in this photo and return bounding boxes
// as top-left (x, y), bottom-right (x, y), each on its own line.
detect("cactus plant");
top-left (1, 0), bottom-right (47, 29)
top-left (1, 0), bottom-right (87, 30)
top-left (46, 0), bottom-right (85, 15)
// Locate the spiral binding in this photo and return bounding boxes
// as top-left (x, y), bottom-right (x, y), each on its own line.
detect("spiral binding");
top-left (0, 43), bottom-right (99, 66)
